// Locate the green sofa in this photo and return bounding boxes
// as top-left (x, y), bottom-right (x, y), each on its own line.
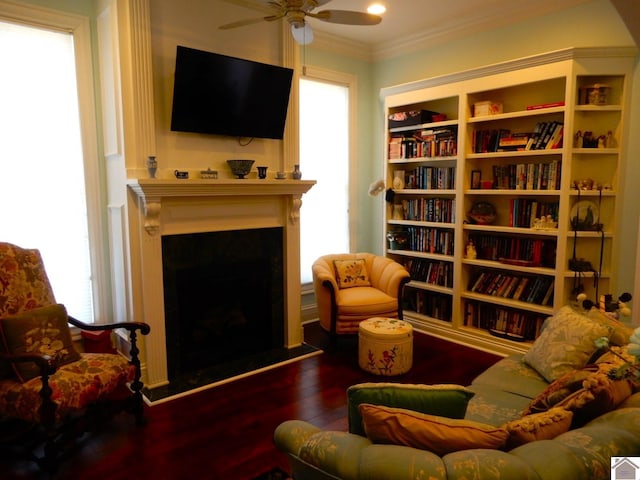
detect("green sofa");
top-left (274, 307), bottom-right (640, 479)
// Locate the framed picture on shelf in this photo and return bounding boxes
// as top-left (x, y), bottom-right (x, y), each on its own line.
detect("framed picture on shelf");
top-left (471, 170), bottom-right (481, 189)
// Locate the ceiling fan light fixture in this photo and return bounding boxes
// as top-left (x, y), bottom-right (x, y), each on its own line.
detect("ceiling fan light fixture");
top-left (291, 22), bottom-right (314, 45)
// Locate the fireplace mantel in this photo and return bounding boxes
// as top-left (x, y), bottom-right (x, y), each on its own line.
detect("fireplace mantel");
top-left (127, 178), bottom-right (316, 198)
top-left (125, 177), bottom-right (315, 388)
top-left (127, 178), bottom-right (315, 235)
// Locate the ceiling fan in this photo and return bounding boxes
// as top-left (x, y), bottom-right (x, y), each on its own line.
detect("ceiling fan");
top-left (219, 0), bottom-right (383, 45)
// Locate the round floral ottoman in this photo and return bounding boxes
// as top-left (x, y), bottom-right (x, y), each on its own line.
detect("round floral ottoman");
top-left (358, 317), bottom-right (413, 376)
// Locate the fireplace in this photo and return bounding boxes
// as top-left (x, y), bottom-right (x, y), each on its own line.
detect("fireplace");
top-left (126, 178), bottom-right (314, 388)
top-left (162, 228), bottom-right (284, 380)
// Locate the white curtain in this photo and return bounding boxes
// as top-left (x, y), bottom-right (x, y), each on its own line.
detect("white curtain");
top-left (0, 20), bottom-right (94, 322)
top-left (299, 78), bottom-right (350, 284)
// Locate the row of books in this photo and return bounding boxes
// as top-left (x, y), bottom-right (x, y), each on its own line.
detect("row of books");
top-left (401, 198), bottom-right (456, 223)
top-left (472, 122), bottom-right (563, 153)
top-left (389, 127), bottom-right (458, 159)
top-left (491, 160), bottom-right (561, 190)
top-left (403, 289), bottom-right (452, 321)
top-left (402, 166), bottom-right (456, 190)
top-left (467, 271), bottom-right (555, 306)
top-left (508, 199), bottom-right (559, 228)
top-left (404, 226), bottom-right (455, 255)
top-left (468, 234), bottom-right (557, 267)
top-left (403, 259), bottom-right (453, 287)
top-left (464, 301), bottom-right (547, 341)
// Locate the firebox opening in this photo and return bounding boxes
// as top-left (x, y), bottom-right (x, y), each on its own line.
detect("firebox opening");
top-left (162, 228), bottom-right (284, 382)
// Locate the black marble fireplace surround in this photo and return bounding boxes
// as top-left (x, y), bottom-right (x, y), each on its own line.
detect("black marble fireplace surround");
top-left (162, 227), bottom-right (285, 382)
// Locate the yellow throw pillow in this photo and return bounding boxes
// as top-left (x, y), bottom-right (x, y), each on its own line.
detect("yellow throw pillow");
top-left (586, 307), bottom-right (634, 347)
top-left (503, 408), bottom-right (573, 449)
top-left (359, 403), bottom-right (508, 455)
top-left (333, 259), bottom-right (371, 289)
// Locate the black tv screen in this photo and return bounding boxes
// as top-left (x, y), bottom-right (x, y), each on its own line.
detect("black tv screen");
top-left (170, 46), bottom-right (294, 140)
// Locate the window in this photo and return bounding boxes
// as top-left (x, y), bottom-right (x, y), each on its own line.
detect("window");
top-left (299, 71), bottom-right (354, 284)
top-left (0, 8), bottom-right (103, 323)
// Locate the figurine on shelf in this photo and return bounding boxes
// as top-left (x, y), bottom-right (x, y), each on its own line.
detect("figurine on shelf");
top-left (574, 130), bottom-right (583, 148)
top-left (466, 239), bottom-right (477, 259)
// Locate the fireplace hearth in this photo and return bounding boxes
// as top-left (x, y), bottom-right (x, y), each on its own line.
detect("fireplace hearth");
top-left (162, 228), bottom-right (284, 381)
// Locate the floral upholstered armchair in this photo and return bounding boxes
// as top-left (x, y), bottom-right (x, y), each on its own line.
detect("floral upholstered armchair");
top-left (312, 253), bottom-right (410, 345)
top-left (0, 242), bottom-right (150, 472)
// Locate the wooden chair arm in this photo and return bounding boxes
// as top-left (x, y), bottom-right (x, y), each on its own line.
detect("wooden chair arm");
top-left (68, 316), bottom-right (151, 335)
top-left (0, 351), bottom-right (57, 376)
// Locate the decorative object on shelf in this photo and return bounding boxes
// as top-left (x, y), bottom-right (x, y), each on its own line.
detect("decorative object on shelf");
top-left (393, 170), bottom-right (405, 189)
top-left (578, 292), bottom-right (632, 319)
top-left (386, 230), bottom-right (408, 250)
top-left (579, 83), bottom-right (610, 105)
top-left (570, 200), bottom-right (601, 231)
top-left (174, 170), bottom-right (189, 179)
top-left (392, 204), bottom-right (404, 220)
top-left (257, 166), bottom-right (268, 179)
top-left (368, 179), bottom-right (385, 196)
top-left (226, 159), bottom-right (255, 179)
top-left (532, 215), bottom-right (558, 230)
top-left (292, 164), bottom-right (302, 180)
top-left (470, 170), bottom-right (481, 189)
top-left (276, 171), bottom-right (287, 180)
top-left (146, 155), bottom-right (157, 178)
top-left (200, 168), bottom-right (218, 179)
top-left (465, 239), bottom-right (477, 259)
top-left (466, 201), bottom-right (497, 225)
top-left (473, 101), bottom-right (502, 117)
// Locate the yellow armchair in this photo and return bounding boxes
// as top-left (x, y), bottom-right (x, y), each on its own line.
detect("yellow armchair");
top-left (312, 253), bottom-right (410, 344)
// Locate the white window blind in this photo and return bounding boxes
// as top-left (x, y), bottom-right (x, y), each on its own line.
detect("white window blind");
top-left (0, 20), bottom-right (94, 322)
top-left (299, 78), bottom-right (350, 284)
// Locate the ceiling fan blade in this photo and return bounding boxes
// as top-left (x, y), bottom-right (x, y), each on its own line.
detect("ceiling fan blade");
top-left (310, 9), bottom-right (382, 26)
top-left (219, 10), bottom-right (285, 30)
top-left (219, 17), bottom-right (270, 30)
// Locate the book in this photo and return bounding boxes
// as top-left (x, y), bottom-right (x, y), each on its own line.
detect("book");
top-left (526, 101), bottom-right (565, 110)
top-left (512, 277), bottom-right (530, 300)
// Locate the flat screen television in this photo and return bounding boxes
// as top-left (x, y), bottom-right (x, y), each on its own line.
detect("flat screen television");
top-left (170, 46), bottom-right (294, 140)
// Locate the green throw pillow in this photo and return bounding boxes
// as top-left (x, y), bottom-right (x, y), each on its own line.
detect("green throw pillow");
top-left (523, 305), bottom-right (610, 382)
top-left (347, 382), bottom-right (475, 436)
top-left (0, 304), bottom-right (81, 382)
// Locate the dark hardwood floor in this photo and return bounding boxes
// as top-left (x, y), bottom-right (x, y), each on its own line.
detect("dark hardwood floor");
top-left (0, 322), bottom-right (500, 480)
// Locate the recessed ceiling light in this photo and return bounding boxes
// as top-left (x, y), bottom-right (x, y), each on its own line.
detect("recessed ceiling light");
top-left (367, 3), bottom-right (386, 15)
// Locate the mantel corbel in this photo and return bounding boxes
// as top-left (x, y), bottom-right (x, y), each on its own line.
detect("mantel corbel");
top-left (141, 196), bottom-right (161, 235)
top-left (289, 195), bottom-right (302, 224)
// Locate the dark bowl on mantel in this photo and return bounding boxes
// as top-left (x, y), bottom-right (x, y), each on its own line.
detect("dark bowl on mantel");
top-left (227, 159), bottom-right (255, 179)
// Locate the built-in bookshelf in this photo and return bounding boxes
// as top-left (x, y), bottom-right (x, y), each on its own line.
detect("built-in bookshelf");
top-left (381, 48), bottom-right (636, 355)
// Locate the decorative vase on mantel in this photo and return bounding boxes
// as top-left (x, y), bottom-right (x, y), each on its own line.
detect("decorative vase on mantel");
top-left (146, 155), bottom-right (158, 179)
top-left (292, 164), bottom-right (302, 180)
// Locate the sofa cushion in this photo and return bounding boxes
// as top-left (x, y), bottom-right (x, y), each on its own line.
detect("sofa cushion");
top-left (0, 304), bottom-right (81, 382)
top-left (503, 407), bottom-right (573, 449)
top-left (347, 383), bottom-right (474, 436)
top-left (465, 383), bottom-right (537, 427)
top-left (523, 305), bottom-right (610, 382)
top-left (359, 403), bottom-right (509, 455)
top-left (471, 354), bottom-right (549, 399)
top-left (333, 259), bottom-right (371, 288)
